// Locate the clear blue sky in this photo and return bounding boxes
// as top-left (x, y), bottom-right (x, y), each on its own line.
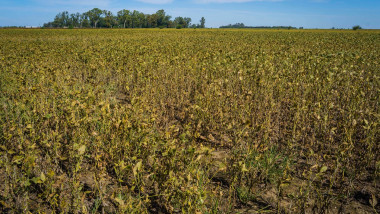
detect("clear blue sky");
top-left (0, 0), bottom-right (379, 28)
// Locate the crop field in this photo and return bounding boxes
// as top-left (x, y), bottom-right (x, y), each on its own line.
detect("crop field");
top-left (0, 29), bottom-right (379, 213)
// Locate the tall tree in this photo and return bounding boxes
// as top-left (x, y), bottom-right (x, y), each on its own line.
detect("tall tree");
top-left (70, 13), bottom-right (80, 28)
top-left (200, 17), bottom-right (205, 28)
top-left (131, 10), bottom-right (139, 28)
top-left (155, 9), bottom-right (171, 27)
top-left (53, 11), bottom-right (69, 27)
top-left (103, 10), bottom-right (116, 28)
top-left (86, 8), bottom-right (103, 28)
top-left (174, 17), bottom-right (191, 28)
top-left (184, 17), bottom-right (192, 28)
top-left (174, 16), bottom-right (185, 28)
top-left (167, 20), bottom-right (174, 28)
top-left (138, 12), bottom-right (146, 28)
top-left (147, 14), bottom-right (158, 28)
top-left (80, 13), bottom-right (90, 28)
top-left (117, 9), bottom-right (130, 28)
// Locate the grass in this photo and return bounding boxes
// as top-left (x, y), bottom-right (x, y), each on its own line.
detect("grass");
top-left (0, 28), bottom-right (379, 213)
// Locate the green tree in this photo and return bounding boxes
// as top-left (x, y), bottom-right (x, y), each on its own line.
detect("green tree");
top-left (70, 13), bottom-right (80, 28)
top-left (174, 16), bottom-right (185, 28)
top-left (155, 9), bottom-right (171, 28)
top-left (167, 20), bottom-right (174, 28)
top-left (200, 17), bottom-right (205, 28)
top-left (103, 10), bottom-right (116, 28)
top-left (131, 10), bottom-right (140, 28)
top-left (184, 17), bottom-right (192, 28)
top-left (53, 11), bottom-right (69, 27)
top-left (147, 14), bottom-right (158, 28)
top-left (117, 9), bottom-right (131, 28)
top-left (352, 25), bottom-right (362, 30)
top-left (174, 16), bottom-right (192, 28)
top-left (156, 9), bottom-right (165, 27)
top-left (86, 8), bottom-right (103, 28)
top-left (80, 13), bottom-right (90, 28)
top-left (137, 12), bottom-right (146, 28)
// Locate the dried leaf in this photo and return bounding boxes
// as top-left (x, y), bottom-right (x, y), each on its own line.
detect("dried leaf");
top-left (370, 194), bottom-right (377, 207)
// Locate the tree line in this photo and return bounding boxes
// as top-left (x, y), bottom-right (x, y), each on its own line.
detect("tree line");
top-left (43, 8), bottom-right (206, 29)
top-left (219, 23), bottom-right (297, 29)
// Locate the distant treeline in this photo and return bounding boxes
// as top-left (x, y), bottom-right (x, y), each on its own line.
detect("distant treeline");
top-left (219, 23), bottom-right (297, 29)
top-left (43, 8), bottom-right (206, 29)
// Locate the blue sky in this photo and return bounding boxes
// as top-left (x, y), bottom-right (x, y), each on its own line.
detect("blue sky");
top-left (0, 0), bottom-right (379, 28)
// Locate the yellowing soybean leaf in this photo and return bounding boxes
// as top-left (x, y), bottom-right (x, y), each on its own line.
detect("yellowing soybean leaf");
top-left (133, 160), bottom-right (142, 176)
top-left (114, 197), bottom-right (125, 206)
top-left (319, 166), bottom-right (328, 173)
top-left (78, 145), bottom-right (86, 155)
top-left (40, 172), bottom-right (46, 182)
